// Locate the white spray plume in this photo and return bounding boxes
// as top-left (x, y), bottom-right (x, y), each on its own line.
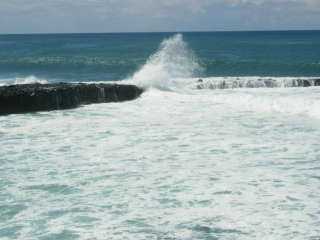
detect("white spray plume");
top-left (130, 34), bottom-right (202, 90)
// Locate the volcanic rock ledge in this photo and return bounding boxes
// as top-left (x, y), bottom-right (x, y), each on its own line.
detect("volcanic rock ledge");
top-left (0, 83), bottom-right (144, 115)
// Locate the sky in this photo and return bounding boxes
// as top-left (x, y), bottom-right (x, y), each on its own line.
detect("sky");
top-left (0, 0), bottom-right (320, 33)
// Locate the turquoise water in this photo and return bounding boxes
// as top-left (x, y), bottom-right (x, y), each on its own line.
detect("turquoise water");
top-left (0, 31), bottom-right (320, 83)
top-left (1, 32), bottom-right (320, 239)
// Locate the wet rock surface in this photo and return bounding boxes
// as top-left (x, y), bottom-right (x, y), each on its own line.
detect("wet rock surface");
top-left (0, 83), bottom-right (144, 115)
top-left (196, 78), bottom-right (320, 90)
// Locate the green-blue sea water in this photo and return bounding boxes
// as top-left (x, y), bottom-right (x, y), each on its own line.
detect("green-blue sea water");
top-left (0, 31), bottom-right (320, 83)
top-left (1, 32), bottom-right (320, 240)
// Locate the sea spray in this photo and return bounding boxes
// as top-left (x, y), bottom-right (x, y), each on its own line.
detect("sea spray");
top-left (129, 34), bottom-right (202, 90)
top-left (14, 76), bottom-right (49, 85)
top-left (0, 76), bottom-right (48, 86)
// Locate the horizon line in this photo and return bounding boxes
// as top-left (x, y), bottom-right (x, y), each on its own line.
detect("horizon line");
top-left (1, 29), bottom-right (320, 36)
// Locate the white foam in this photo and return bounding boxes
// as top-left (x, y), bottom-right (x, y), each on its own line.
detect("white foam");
top-left (0, 76), bottom-right (48, 86)
top-left (197, 87), bottom-right (320, 119)
top-left (2, 76), bottom-right (320, 240)
top-left (14, 76), bottom-right (48, 85)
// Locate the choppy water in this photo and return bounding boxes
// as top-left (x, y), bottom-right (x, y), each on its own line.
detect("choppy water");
top-left (1, 32), bottom-right (320, 239)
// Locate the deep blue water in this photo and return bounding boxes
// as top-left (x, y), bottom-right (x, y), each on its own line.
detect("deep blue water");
top-left (0, 31), bottom-right (319, 83)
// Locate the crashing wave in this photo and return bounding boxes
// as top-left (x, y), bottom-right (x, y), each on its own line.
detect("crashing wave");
top-left (128, 34), bottom-right (202, 90)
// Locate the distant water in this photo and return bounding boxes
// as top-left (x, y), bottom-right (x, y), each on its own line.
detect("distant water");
top-left (1, 32), bottom-right (320, 240)
top-left (0, 31), bottom-right (320, 84)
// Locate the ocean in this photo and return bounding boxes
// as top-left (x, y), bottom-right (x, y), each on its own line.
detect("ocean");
top-left (0, 31), bottom-right (320, 239)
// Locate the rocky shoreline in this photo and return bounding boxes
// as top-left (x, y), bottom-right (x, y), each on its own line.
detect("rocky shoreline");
top-left (0, 83), bottom-right (144, 115)
top-left (196, 78), bottom-right (320, 89)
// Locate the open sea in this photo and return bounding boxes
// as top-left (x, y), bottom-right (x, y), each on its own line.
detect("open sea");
top-left (1, 31), bottom-right (320, 240)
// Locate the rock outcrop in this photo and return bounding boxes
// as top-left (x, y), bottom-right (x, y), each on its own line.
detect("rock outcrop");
top-left (0, 83), bottom-right (144, 115)
top-left (196, 78), bottom-right (320, 90)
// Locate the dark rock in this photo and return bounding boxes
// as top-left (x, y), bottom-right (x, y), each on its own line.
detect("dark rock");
top-left (263, 79), bottom-right (274, 88)
top-left (303, 80), bottom-right (311, 87)
top-left (314, 79), bottom-right (320, 86)
top-left (0, 83), bottom-right (144, 115)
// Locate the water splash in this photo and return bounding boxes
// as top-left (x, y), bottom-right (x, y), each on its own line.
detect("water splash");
top-left (0, 76), bottom-right (48, 86)
top-left (14, 76), bottom-right (48, 85)
top-left (129, 34), bottom-right (202, 90)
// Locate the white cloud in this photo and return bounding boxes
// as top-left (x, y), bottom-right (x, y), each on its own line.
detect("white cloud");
top-left (305, 0), bottom-right (320, 8)
top-left (0, 0), bottom-right (319, 33)
top-left (1, 0), bottom-right (319, 15)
